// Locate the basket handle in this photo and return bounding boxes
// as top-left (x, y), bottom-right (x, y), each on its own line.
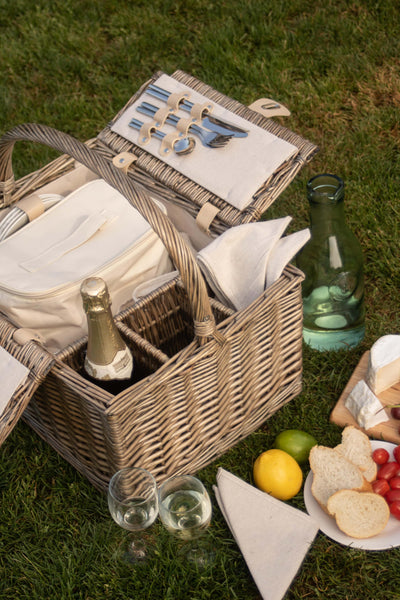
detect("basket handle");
top-left (0, 123), bottom-right (223, 346)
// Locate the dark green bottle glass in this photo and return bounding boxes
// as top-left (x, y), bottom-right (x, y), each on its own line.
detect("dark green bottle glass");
top-left (296, 174), bottom-right (365, 351)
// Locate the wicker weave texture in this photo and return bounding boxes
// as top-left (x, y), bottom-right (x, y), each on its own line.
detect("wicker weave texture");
top-left (97, 70), bottom-right (318, 233)
top-left (23, 269), bottom-right (303, 490)
top-left (0, 73), bottom-right (310, 490)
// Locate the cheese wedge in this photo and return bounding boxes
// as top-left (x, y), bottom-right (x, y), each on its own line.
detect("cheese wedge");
top-left (367, 334), bottom-right (400, 394)
top-left (345, 379), bottom-right (389, 430)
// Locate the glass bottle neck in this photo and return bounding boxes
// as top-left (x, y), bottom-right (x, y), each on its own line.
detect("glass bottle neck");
top-left (307, 174), bottom-right (345, 231)
top-left (309, 198), bottom-right (346, 229)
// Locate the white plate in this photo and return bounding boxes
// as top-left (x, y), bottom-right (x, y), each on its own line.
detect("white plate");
top-left (304, 440), bottom-right (400, 550)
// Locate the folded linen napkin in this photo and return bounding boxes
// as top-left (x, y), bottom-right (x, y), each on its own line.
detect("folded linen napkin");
top-left (0, 347), bottom-right (29, 417)
top-left (110, 74), bottom-right (298, 211)
top-left (197, 218), bottom-right (310, 310)
top-left (214, 468), bottom-right (319, 600)
top-left (265, 227), bottom-right (311, 288)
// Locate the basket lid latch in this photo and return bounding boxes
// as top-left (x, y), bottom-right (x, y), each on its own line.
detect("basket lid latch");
top-left (112, 152), bottom-right (138, 174)
top-left (248, 98), bottom-right (291, 118)
top-left (196, 203), bottom-right (220, 234)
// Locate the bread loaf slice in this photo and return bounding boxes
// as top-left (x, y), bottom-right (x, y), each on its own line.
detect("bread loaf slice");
top-left (335, 426), bottom-right (377, 482)
top-left (309, 445), bottom-right (372, 511)
top-left (327, 490), bottom-right (390, 538)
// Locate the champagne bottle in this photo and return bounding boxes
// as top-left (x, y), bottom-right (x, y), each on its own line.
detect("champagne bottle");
top-left (80, 277), bottom-right (134, 394)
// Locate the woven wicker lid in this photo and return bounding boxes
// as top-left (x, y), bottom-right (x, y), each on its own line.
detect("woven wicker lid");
top-left (0, 318), bottom-right (54, 446)
top-left (97, 69), bottom-right (318, 236)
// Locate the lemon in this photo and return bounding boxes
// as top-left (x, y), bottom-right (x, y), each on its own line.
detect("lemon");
top-left (253, 449), bottom-right (303, 500)
top-left (274, 429), bottom-right (317, 464)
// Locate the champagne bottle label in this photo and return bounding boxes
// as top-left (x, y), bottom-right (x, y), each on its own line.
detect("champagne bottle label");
top-left (84, 347), bottom-right (133, 381)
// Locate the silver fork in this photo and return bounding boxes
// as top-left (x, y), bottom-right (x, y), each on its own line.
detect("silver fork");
top-left (137, 102), bottom-right (233, 149)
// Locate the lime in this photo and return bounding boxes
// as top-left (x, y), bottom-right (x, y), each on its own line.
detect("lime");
top-left (274, 429), bottom-right (317, 464)
top-left (253, 448), bottom-right (303, 501)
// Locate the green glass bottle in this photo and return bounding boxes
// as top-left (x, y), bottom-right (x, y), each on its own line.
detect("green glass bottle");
top-left (296, 174), bottom-right (365, 351)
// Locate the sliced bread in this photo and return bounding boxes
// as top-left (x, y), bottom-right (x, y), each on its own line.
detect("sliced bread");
top-left (309, 445), bottom-right (372, 511)
top-left (327, 490), bottom-right (390, 538)
top-left (335, 426), bottom-right (377, 482)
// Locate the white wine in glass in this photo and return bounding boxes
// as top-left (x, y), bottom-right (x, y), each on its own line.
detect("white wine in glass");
top-left (158, 475), bottom-right (213, 564)
top-left (108, 467), bottom-right (158, 563)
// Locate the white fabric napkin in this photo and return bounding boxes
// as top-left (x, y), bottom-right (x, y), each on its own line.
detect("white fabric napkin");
top-left (214, 468), bottom-right (319, 600)
top-left (265, 227), bottom-right (310, 288)
top-left (110, 74), bottom-right (298, 211)
top-left (197, 217), bottom-right (310, 310)
top-left (0, 347), bottom-right (30, 417)
top-left (132, 270), bottom-right (179, 302)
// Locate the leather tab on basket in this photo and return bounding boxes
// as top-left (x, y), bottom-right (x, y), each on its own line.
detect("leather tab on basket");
top-left (112, 152), bottom-right (137, 173)
top-left (159, 131), bottom-right (183, 156)
top-left (196, 202), bottom-right (220, 233)
top-left (153, 106), bottom-right (174, 127)
top-left (13, 328), bottom-right (46, 346)
top-left (166, 92), bottom-right (190, 110)
top-left (16, 194), bottom-right (45, 221)
top-left (248, 98), bottom-right (291, 118)
top-left (138, 122), bottom-right (157, 145)
top-left (175, 117), bottom-right (196, 135)
top-left (190, 102), bottom-right (213, 120)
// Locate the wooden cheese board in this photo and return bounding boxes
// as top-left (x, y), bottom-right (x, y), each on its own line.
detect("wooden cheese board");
top-left (330, 351), bottom-right (400, 444)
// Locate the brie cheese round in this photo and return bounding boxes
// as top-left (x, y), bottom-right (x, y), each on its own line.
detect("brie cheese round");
top-left (367, 335), bottom-right (400, 394)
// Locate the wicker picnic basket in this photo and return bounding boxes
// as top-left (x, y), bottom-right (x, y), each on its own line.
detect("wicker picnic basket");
top-left (0, 70), bottom-right (317, 491)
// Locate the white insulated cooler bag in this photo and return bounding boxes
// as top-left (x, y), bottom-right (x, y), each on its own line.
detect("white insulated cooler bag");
top-left (0, 178), bottom-right (172, 352)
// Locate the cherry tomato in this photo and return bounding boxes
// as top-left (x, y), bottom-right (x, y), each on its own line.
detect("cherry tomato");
top-left (390, 476), bottom-right (400, 490)
top-left (389, 501), bottom-right (400, 520)
top-left (391, 407), bottom-right (400, 420)
top-left (393, 445), bottom-right (400, 465)
top-left (386, 489), bottom-right (400, 503)
top-left (377, 461), bottom-right (400, 480)
top-left (372, 479), bottom-right (390, 496)
top-left (372, 448), bottom-right (390, 465)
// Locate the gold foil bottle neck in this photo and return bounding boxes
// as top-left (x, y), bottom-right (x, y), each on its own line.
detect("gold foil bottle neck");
top-left (80, 277), bottom-right (111, 313)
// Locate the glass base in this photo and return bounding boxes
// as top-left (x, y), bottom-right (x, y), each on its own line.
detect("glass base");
top-left (303, 325), bottom-right (365, 352)
top-left (177, 537), bottom-right (216, 568)
top-left (112, 535), bottom-right (155, 565)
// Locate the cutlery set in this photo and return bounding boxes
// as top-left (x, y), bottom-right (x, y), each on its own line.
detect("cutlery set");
top-left (129, 83), bottom-right (248, 156)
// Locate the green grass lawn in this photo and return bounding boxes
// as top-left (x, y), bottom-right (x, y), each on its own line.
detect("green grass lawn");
top-left (1, 1), bottom-right (400, 598)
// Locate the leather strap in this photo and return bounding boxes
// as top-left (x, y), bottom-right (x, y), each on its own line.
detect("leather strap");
top-left (154, 106), bottom-right (174, 127)
top-left (16, 194), bottom-right (45, 221)
top-left (196, 202), bottom-right (220, 233)
top-left (167, 92), bottom-right (190, 110)
top-left (190, 102), bottom-right (213, 120)
top-left (159, 131), bottom-right (184, 156)
top-left (175, 117), bottom-right (195, 135)
top-left (112, 152), bottom-right (137, 173)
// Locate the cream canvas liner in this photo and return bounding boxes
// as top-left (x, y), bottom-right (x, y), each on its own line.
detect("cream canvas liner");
top-left (0, 176), bottom-right (172, 352)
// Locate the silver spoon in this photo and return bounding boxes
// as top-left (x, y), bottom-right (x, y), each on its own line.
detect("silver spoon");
top-left (129, 118), bottom-right (196, 155)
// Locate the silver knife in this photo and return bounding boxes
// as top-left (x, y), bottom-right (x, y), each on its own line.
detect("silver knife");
top-left (146, 83), bottom-right (249, 138)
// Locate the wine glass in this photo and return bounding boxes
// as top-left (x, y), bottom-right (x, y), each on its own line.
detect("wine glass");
top-left (108, 467), bottom-right (158, 564)
top-left (158, 474), bottom-right (214, 566)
